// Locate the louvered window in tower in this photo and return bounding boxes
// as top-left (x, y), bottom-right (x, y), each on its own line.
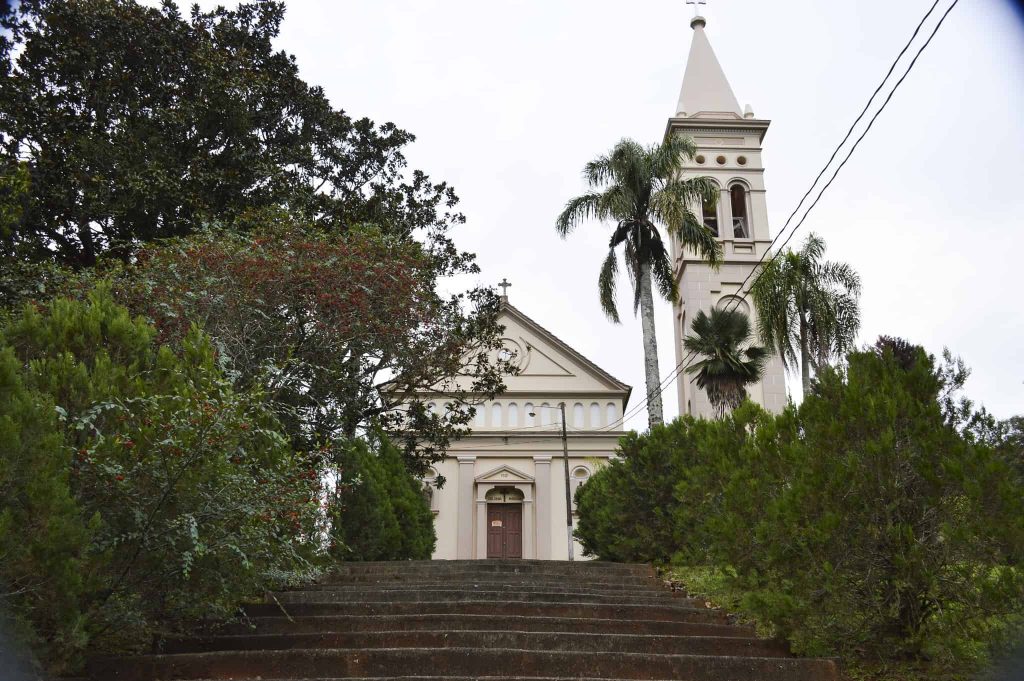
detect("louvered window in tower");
top-left (702, 198), bottom-right (719, 237)
top-left (731, 185), bottom-right (749, 238)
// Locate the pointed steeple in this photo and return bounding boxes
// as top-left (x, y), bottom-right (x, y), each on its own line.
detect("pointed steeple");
top-left (674, 16), bottom-right (742, 119)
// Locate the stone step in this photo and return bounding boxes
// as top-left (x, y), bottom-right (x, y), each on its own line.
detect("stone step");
top-left (269, 589), bottom-right (703, 607)
top-left (325, 561), bottom-right (653, 578)
top-left (88, 648), bottom-right (840, 681)
top-left (330, 559), bottom-right (651, 570)
top-left (158, 630), bottom-right (788, 657)
top-left (315, 574), bottom-right (663, 588)
top-left (213, 614), bottom-right (754, 638)
top-left (304, 576), bottom-right (667, 590)
top-left (241, 600), bottom-right (726, 624)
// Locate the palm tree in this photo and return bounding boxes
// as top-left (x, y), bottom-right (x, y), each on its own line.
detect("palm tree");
top-left (556, 136), bottom-right (721, 427)
top-left (683, 308), bottom-right (768, 418)
top-left (750, 232), bottom-right (861, 397)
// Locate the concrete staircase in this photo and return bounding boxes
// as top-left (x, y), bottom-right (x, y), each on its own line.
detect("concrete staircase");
top-left (88, 560), bottom-right (840, 680)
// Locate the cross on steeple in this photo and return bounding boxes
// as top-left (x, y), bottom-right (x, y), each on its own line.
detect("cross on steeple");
top-left (686, 0), bottom-right (707, 17)
top-left (498, 278), bottom-right (512, 298)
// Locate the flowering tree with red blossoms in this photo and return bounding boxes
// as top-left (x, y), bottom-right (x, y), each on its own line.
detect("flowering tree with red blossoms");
top-left (117, 215), bottom-right (512, 477)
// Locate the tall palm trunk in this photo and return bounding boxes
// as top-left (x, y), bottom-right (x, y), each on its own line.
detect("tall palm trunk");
top-left (799, 308), bottom-right (810, 397)
top-left (638, 261), bottom-right (664, 427)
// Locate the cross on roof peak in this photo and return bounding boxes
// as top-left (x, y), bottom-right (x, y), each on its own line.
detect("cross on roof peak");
top-left (498, 278), bottom-right (512, 298)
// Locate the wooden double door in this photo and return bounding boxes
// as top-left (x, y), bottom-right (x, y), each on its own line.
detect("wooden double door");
top-left (486, 503), bottom-right (523, 559)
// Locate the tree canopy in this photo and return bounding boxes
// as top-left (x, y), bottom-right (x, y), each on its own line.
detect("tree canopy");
top-left (0, 0), bottom-right (464, 272)
top-left (556, 136), bottom-right (721, 426)
top-left (750, 232), bottom-right (861, 395)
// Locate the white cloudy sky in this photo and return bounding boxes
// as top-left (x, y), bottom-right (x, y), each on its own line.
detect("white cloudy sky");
top-left (186, 0), bottom-right (1024, 424)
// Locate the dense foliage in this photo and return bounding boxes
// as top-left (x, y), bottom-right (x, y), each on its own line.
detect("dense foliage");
top-left (0, 288), bottom-right (322, 671)
top-left (0, 0), bottom-right (463, 270)
top-left (576, 341), bottom-right (1024, 678)
top-left (328, 435), bottom-right (436, 562)
top-left (110, 217), bottom-right (510, 475)
top-left (0, 0), bottom-right (510, 468)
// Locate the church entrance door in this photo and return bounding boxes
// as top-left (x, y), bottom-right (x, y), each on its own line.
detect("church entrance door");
top-left (486, 503), bottom-right (522, 559)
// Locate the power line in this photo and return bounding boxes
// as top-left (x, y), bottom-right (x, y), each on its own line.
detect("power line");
top-left (601, 0), bottom-right (959, 432)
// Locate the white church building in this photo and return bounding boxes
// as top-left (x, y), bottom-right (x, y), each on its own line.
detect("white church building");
top-left (425, 299), bottom-right (631, 561)
top-left (426, 12), bottom-right (787, 559)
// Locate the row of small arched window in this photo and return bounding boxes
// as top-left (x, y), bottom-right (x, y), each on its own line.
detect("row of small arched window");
top-left (424, 401), bottom-right (619, 429)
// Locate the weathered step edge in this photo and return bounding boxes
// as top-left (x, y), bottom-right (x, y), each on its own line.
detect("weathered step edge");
top-left (239, 600), bottom-right (728, 623)
top-left (88, 647), bottom-right (840, 681)
top-left (157, 630), bottom-right (790, 657)
top-left (210, 613), bottom-right (755, 638)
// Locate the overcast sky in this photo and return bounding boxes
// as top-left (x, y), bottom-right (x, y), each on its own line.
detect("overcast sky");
top-left (184, 0), bottom-right (1024, 425)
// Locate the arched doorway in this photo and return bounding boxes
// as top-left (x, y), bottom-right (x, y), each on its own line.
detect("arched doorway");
top-left (485, 486), bottom-right (524, 559)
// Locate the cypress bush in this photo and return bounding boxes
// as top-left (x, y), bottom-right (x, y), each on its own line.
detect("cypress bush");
top-left (575, 343), bottom-right (1024, 678)
top-left (328, 434), bottom-right (436, 561)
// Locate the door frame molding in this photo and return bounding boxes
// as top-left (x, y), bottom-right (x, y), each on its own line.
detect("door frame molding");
top-left (474, 465), bottom-right (534, 559)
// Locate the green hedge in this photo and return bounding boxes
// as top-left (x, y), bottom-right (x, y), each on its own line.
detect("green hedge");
top-left (575, 344), bottom-right (1024, 678)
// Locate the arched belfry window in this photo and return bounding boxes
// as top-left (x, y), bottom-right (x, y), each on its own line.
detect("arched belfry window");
top-left (702, 197), bottom-right (719, 237)
top-left (730, 185), bottom-right (749, 238)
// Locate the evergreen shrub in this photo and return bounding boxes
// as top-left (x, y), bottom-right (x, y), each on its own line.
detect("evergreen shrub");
top-left (575, 344), bottom-right (1024, 678)
top-left (0, 288), bottom-right (322, 672)
top-left (328, 434), bottom-right (436, 561)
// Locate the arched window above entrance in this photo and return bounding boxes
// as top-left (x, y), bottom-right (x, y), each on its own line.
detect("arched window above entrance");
top-left (485, 486), bottom-right (525, 503)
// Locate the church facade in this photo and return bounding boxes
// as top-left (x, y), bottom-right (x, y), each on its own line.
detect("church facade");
top-left (668, 14), bottom-right (788, 418)
top-left (424, 300), bottom-right (630, 561)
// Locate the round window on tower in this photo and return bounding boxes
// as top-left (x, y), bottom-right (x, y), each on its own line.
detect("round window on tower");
top-left (695, 154), bottom-right (706, 165)
top-left (716, 155), bottom-right (727, 165)
top-left (737, 156), bottom-right (748, 166)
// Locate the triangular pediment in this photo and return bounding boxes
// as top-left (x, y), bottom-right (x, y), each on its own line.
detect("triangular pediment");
top-left (475, 464), bottom-right (534, 485)
top-left (492, 303), bottom-right (631, 399)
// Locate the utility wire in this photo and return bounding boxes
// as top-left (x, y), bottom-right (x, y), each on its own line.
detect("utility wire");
top-left (601, 0), bottom-right (959, 432)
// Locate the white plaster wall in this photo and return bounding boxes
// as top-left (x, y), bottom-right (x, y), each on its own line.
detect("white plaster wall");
top-left (430, 447), bottom-right (616, 561)
top-left (431, 457), bottom-right (461, 559)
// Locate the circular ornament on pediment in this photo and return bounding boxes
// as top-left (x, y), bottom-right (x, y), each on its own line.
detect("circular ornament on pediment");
top-left (496, 338), bottom-right (529, 371)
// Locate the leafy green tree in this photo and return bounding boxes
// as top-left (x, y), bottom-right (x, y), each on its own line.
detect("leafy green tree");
top-left (556, 136), bottom-right (721, 426)
top-left (750, 232), bottom-right (861, 397)
top-left (0, 287), bottom-right (321, 670)
top-left (682, 308), bottom-right (768, 417)
top-left (115, 217), bottom-right (511, 474)
top-left (0, 0), bottom-right (465, 272)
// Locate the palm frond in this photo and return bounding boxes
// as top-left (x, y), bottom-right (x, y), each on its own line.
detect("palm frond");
top-left (598, 248), bottom-right (621, 323)
top-left (555, 192), bottom-right (603, 237)
top-left (650, 241), bottom-right (679, 304)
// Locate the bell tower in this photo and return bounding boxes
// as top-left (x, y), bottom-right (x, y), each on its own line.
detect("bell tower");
top-left (667, 12), bottom-right (788, 418)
